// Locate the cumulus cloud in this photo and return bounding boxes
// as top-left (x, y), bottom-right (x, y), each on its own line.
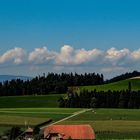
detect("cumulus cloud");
top-left (55, 45), bottom-right (74, 65)
top-left (0, 48), bottom-right (26, 64)
top-left (28, 47), bottom-right (56, 64)
top-left (55, 45), bottom-right (103, 65)
top-left (1, 46), bottom-right (140, 75)
top-left (1, 45), bottom-right (140, 79)
top-left (131, 49), bottom-right (140, 60)
top-left (75, 48), bottom-right (103, 64)
top-left (105, 47), bottom-right (130, 66)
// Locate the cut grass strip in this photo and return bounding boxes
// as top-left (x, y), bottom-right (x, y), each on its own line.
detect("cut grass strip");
top-left (0, 115), bottom-right (48, 125)
top-left (59, 120), bottom-right (140, 132)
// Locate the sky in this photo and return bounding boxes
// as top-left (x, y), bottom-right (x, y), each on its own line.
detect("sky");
top-left (0, 0), bottom-right (140, 78)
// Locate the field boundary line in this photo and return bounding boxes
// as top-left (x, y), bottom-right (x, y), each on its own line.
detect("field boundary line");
top-left (41, 109), bottom-right (91, 129)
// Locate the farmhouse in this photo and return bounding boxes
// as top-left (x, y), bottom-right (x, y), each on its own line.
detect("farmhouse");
top-left (43, 124), bottom-right (95, 140)
top-left (17, 127), bottom-right (34, 140)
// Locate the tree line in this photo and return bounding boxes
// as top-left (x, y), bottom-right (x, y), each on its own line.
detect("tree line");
top-left (59, 89), bottom-right (140, 109)
top-left (0, 73), bottom-right (104, 96)
top-left (107, 71), bottom-right (140, 83)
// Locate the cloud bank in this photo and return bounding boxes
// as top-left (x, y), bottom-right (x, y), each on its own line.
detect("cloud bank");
top-left (1, 45), bottom-right (140, 77)
top-left (28, 47), bottom-right (56, 64)
top-left (0, 48), bottom-right (26, 64)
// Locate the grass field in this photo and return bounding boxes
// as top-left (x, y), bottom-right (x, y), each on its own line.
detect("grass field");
top-left (0, 79), bottom-right (140, 139)
top-left (59, 108), bottom-right (140, 139)
top-left (0, 108), bottom-right (140, 139)
top-left (0, 94), bottom-right (65, 108)
top-left (0, 108), bottom-right (81, 135)
top-left (80, 78), bottom-right (140, 91)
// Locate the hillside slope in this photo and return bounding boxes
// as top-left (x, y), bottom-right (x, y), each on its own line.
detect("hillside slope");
top-left (80, 77), bottom-right (140, 91)
top-left (0, 94), bottom-right (64, 108)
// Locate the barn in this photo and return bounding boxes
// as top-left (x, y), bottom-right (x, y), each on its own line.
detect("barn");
top-left (43, 124), bottom-right (95, 140)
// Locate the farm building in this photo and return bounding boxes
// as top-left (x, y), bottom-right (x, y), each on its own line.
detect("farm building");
top-left (17, 127), bottom-right (34, 140)
top-left (43, 124), bottom-right (95, 140)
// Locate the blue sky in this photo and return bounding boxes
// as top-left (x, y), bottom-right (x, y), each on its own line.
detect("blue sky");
top-left (0, 0), bottom-right (140, 78)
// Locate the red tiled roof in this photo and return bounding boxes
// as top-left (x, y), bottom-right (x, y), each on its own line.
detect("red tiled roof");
top-left (44, 125), bottom-right (95, 139)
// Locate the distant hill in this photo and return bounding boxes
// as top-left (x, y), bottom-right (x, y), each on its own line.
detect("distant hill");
top-left (0, 75), bottom-right (32, 82)
top-left (80, 77), bottom-right (140, 91)
top-left (107, 71), bottom-right (140, 83)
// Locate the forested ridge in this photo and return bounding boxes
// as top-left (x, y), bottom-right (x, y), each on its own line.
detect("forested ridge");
top-left (0, 72), bottom-right (104, 96)
top-left (59, 89), bottom-right (140, 109)
top-left (107, 71), bottom-right (140, 83)
top-left (0, 71), bottom-right (140, 109)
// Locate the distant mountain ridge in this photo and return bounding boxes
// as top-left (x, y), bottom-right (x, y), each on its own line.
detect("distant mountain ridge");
top-left (0, 75), bottom-right (32, 82)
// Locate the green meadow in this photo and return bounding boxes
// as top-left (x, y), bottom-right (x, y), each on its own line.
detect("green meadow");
top-left (0, 108), bottom-right (140, 139)
top-left (1, 78), bottom-right (140, 139)
top-left (80, 78), bottom-right (140, 91)
top-left (0, 94), bottom-right (65, 108)
top-left (0, 108), bottom-right (81, 135)
top-left (59, 108), bottom-right (140, 139)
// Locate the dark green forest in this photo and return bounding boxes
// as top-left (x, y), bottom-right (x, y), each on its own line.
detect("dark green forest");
top-left (0, 71), bottom-right (140, 109)
top-left (0, 72), bottom-right (104, 96)
top-left (59, 89), bottom-right (140, 109)
top-left (0, 71), bottom-right (140, 97)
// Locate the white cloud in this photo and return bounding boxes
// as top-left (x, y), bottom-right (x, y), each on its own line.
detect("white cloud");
top-left (55, 45), bottom-right (103, 65)
top-left (0, 48), bottom-right (26, 64)
top-left (14, 58), bottom-right (23, 65)
top-left (55, 45), bottom-right (74, 65)
top-left (9, 46), bottom-right (140, 68)
top-left (28, 47), bottom-right (56, 64)
top-left (105, 47), bottom-right (130, 66)
top-left (2, 46), bottom-right (140, 78)
top-left (131, 49), bottom-right (140, 60)
top-left (74, 48), bottom-right (103, 64)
